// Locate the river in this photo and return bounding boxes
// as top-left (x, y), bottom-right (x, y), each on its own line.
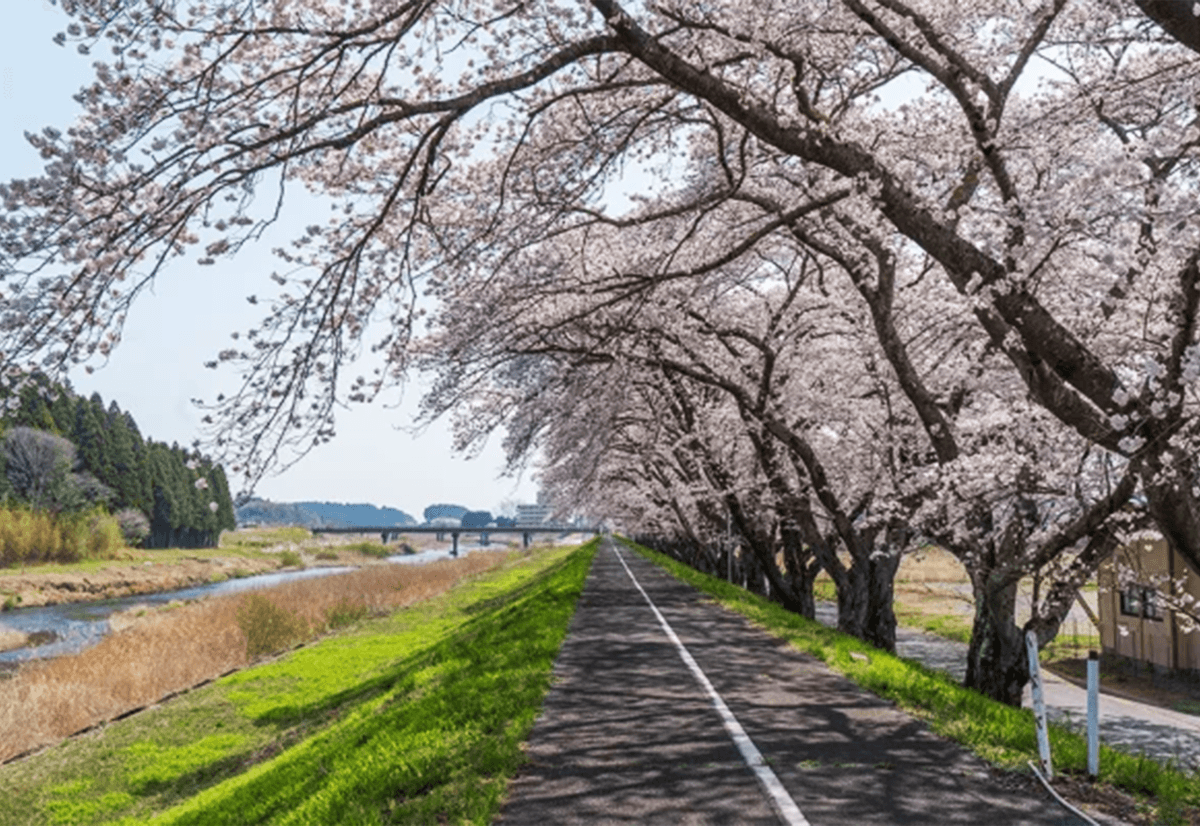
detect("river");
top-left (0, 543), bottom-right (492, 666)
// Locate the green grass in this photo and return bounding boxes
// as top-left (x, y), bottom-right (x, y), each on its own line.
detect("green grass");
top-left (220, 527), bottom-right (312, 550)
top-left (275, 550), bottom-right (303, 569)
top-left (623, 538), bottom-right (1200, 825)
top-left (1040, 630), bottom-right (1101, 663)
top-left (345, 541), bottom-right (392, 558)
top-left (900, 611), bottom-right (972, 644)
top-left (0, 540), bottom-right (598, 826)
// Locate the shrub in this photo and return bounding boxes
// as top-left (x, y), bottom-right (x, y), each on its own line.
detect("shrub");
top-left (115, 509), bottom-right (150, 547)
top-left (0, 506), bottom-right (122, 566)
top-left (236, 594), bottom-right (309, 659)
top-left (315, 550), bottom-right (339, 561)
top-left (83, 510), bottom-right (124, 558)
top-left (324, 597), bottom-right (369, 630)
top-left (348, 541), bottom-right (390, 558)
top-left (277, 550), bottom-right (303, 568)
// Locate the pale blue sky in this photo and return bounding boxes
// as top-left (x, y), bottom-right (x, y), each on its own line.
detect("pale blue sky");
top-left (0, 3), bottom-right (541, 519)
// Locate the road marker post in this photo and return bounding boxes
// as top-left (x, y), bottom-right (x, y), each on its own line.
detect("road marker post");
top-left (1087, 649), bottom-right (1099, 779)
top-left (1026, 629), bottom-right (1053, 779)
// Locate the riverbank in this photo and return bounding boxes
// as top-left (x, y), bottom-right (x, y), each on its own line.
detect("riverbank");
top-left (0, 546), bottom-right (517, 764)
top-left (0, 555), bottom-right (284, 611)
top-left (0, 543), bottom-right (594, 824)
top-left (0, 526), bottom-right (444, 612)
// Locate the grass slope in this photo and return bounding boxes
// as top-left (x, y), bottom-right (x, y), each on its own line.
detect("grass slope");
top-left (624, 538), bottom-right (1200, 825)
top-left (1, 540), bottom-right (597, 826)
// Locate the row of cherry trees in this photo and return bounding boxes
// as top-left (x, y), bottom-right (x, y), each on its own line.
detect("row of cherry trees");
top-left (416, 215), bottom-right (1137, 704)
top-left (2, 1), bottom-right (1200, 702)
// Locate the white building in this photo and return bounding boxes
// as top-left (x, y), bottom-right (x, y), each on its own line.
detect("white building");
top-left (515, 502), bottom-right (555, 526)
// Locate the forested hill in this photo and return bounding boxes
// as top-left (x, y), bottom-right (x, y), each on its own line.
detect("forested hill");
top-left (237, 499), bottom-right (417, 528)
top-left (0, 373), bottom-right (237, 548)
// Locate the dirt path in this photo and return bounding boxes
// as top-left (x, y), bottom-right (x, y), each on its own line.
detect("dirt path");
top-left (499, 540), bottom-right (1104, 825)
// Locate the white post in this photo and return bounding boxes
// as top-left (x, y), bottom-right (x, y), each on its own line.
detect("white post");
top-left (726, 513), bottom-right (733, 583)
top-left (1026, 629), bottom-right (1053, 779)
top-left (1087, 650), bottom-right (1100, 778)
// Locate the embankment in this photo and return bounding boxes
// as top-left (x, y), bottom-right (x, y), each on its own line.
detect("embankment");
top-left (0, 556), bottom-right (287, 610)
top-left (0, 541), bottom-right (596, 826)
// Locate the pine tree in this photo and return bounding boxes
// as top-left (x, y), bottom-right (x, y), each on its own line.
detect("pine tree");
top-left (73, 394), bottom-right (112, 489)
top-left (209, 465), bottom-right (237, 533)
top-left (121, 411), bottom-right (154, 515)
top-left (105, 400), bottom-right (142, 513)
top-left (147, 443), bottom-right (179, 548)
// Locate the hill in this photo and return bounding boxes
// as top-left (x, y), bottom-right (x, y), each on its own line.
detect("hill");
top-left (237, 499), bottom-right (417, 528)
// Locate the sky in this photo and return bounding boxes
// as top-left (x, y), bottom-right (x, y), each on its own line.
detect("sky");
top-left (0, 3), bottom-right (543, 520)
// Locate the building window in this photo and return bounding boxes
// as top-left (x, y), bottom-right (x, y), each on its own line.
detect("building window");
top-left (1119, 586), bottom-right (1162, 621)
top-left (1119, 587), bottom-right (1142, 617)
top-left (1143, 590), bottom-right (1162, 621)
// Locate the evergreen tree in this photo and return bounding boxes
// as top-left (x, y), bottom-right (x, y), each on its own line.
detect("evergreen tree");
top-left (104, 401), bottom-right (146, 513)
top-left (48, 386), bottom-right (75, 435)
top-left (0, 373), bottom-right (236, 548)
top-left (209, 465), bottom-right (237, 533)
top-left (121, 411), bottom-right (154, 515)
top-left (147, 443), bottom-right (180, 548)
top-left (73, 393), bottom-right (112, 491)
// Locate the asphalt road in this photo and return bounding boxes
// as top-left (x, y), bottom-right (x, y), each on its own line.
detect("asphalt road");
top-left (811, 604), bottom-right (1200, 770)
top-left (499, 540), bottom-right (1099, 825)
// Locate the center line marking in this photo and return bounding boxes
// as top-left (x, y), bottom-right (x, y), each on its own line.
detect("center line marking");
top-left (611, 543), bottom-right (812, 826)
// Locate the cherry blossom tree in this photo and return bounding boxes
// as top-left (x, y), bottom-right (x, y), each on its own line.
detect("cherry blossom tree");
top-left (413, 178), bottom-right (1143, 700)
top-left (1, 1), bottom-right (1199, 701)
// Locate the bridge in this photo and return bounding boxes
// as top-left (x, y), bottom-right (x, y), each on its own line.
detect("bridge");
top-left (310, 524), bottom-right (604, 556)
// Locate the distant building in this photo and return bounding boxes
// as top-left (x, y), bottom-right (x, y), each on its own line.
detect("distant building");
top-left (516, 502), bottom-right (555, 526)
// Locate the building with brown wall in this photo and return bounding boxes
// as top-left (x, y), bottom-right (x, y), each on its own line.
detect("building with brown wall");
top-left (1098, 537), bottom-right (1200, 673)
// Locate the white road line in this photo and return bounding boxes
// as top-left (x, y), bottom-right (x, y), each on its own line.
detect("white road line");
top-left (611, 544), bottom-right (812, 826)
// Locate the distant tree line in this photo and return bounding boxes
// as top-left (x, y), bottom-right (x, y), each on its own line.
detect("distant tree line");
top-left (236, 499), bottom-right (416, 528)
top-left (0, 374), bottom-right (236, 548)
top-left (423, 504), bottom-right (467, 523)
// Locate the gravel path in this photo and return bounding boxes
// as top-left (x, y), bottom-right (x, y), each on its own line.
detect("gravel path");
top-left (815, 603), bottom-right (1200, 769)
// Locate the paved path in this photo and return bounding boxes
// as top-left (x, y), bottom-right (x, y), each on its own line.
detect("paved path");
top-left (499, 540), bottom-right (1104, 825)
top-left (813, 604), bottom-right (1200, 769)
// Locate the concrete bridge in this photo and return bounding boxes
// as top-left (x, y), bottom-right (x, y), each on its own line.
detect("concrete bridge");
top-left (310, 524), bottom-right (603, 556)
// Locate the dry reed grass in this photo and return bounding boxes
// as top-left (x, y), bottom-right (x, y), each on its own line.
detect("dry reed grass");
top-left (0, 551), bottom-right (509, 763)
top-left (0, 628), bottom-right (26, 653)
top-left (896, 546), bottom-right (970, 582)
top-left (812, 546), bottom-right (969, 584)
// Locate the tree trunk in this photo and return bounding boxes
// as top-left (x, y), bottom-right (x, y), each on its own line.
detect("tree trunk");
top-left (864, 550), bottom-right (901, 653)
top-left (781, 527), bottom-right (818, 620)
top-left (834, 563), bottom-right (870, 640)
top-left (964, 572), bottom-right (1028, 706)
